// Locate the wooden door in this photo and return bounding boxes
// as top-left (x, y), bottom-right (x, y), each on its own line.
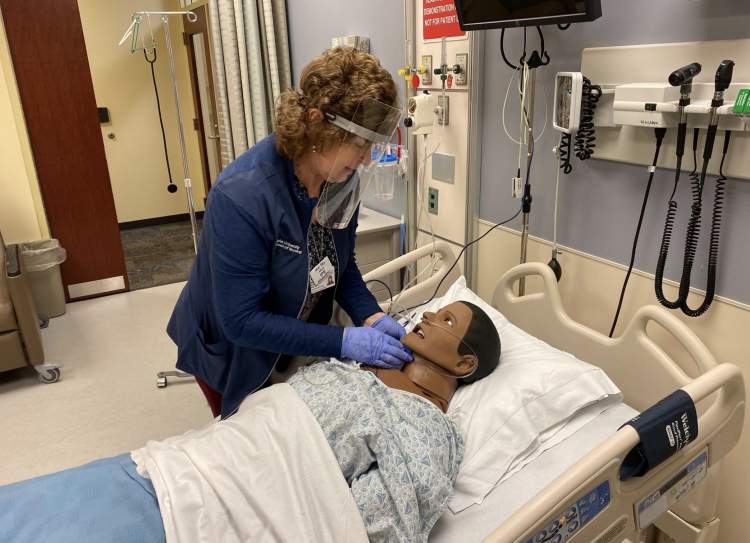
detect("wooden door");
top-left (183, 5), bottom-right (222, 199)
top-left (0, 0), bottom-right (129, 300)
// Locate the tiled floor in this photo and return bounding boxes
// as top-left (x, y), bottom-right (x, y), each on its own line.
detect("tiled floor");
top-left (120, 220), bottom-right (202, 291)
top-left (0, 282), bottom-right (214, 486)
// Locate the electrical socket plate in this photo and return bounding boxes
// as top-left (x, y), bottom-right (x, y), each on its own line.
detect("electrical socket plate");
top-left (422, 55), bottom-right (432, 85)
top-left (437, 95), bottom-right (449, 125)
top-left (512, 177), bottom-right (523, 198)
top-left (428, 187), bottom-right (439, 214)
top-left (456, 53), bottom-right (467, 85)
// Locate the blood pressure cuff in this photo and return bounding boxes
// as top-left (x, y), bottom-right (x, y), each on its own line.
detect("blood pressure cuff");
top-left (618, 389), bottom-right (698, 481)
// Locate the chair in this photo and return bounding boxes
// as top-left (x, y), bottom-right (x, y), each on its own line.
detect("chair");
top-left (1, 229), bottom-right (62, 383)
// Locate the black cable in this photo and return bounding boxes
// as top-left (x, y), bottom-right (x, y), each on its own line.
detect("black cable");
top-left (575, 77), bottom-right (602, 161)
top-left (655, 128), bottom-right (700, 309)
top-left (365, 279), bottom-right (394, 305)
top-left (559, 133), bottom-right (573, 174)
top-left (144, 48), bottom-right (176, 194)
top-left (679, 131), bottom-right (731, 317)
top-left (500, 26), bottom-right (549, 71)
top-left (558, 23), bottom-right (571, 30)
top-left (407, 139), bottom-right (536, 313)
top-left (609, 128), bottom-right (667, 338)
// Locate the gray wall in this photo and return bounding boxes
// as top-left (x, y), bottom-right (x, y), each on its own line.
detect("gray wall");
top-left (480, 0), bottom-right (750, 305)
top-left (285, 0), bottom-right (408, 220)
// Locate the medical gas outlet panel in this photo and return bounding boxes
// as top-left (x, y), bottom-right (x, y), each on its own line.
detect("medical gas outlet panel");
top-left (526, 481), bottom-right (611, 543)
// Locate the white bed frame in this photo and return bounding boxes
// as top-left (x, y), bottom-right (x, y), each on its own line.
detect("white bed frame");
top-left (363, 242), bottom-right (745, 543)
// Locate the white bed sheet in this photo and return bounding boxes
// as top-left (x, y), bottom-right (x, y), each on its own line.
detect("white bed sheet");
top-left (429, 402), bottom-right (639, 543)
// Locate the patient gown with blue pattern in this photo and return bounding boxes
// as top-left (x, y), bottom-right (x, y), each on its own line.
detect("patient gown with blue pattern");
top-left (288, 359), bottom-right (464, 543)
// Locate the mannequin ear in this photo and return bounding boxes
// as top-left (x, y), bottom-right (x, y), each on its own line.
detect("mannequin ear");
top-left (308, 108), bottom-right (324, 123)
top-left (456, 355), bottom-right (477, 375)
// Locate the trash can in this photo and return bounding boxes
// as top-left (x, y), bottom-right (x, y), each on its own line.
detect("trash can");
top-left (19, 239), bottom-right (67, 319)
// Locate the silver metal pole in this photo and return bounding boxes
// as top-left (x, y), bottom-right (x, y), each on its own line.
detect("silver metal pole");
top-left (518, 67), bottom-right (537, 297)
top-left (163, 15), bottom-right (199, 254)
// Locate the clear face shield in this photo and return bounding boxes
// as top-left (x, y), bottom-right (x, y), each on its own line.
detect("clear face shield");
top-left (316, 97), bottom-right (404, 229)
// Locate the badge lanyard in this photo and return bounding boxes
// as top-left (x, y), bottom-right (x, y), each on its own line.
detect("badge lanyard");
top-left (309, 224), bottom-right (336, 294)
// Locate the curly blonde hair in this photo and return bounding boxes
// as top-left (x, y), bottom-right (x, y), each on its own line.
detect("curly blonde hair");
top-left (275, 47), bottom-right (400, 161)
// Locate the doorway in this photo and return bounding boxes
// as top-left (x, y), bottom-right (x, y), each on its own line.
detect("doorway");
top-left (184, 5), bottom-right (223, 202)
top-left (78, 1), bottom-right (221, 291)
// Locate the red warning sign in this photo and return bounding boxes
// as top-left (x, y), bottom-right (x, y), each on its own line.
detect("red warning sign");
top-left (423, 0), bottom-right (467, 41)
top-left (447, 74), bottom-right (453, 89)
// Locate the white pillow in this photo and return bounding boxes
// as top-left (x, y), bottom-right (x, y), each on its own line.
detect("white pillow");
top-left (406, 277), bottom-right (621, 513)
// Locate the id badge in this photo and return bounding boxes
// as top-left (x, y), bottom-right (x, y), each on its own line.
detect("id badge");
top-left (310, 256), bottom-right (334, 285)
top-left (311, 271), bottom-right (336, 294)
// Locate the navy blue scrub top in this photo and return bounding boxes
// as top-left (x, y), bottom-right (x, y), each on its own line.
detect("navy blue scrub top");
top-left (167, 134), bottom-right (382, 418)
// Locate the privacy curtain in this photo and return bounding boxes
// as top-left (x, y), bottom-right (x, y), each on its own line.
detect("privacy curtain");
top-left (208, 0), bottom-right (292, 167)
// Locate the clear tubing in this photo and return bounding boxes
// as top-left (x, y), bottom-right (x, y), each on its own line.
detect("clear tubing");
top-left (441, 36), bottom-right (447, 67)
top-left (396, 93), bottom-right (446, 310)
top-left (410, 318), bottom-right (479, 379)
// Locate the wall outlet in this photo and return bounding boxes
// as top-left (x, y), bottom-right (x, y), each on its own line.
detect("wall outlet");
top-left (456, 53), bottom-right (467, 85)
top-left (428, 187), bottom-right (439, 214)
top-left (512, 177), bottom-right (523, 198)
top-left (437, 95), bottom-right (449, 125)
top-left (422, 55), bottom-right (432, 85)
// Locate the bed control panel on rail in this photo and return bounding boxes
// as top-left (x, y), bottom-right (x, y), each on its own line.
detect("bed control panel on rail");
top-left (636, 450), bottom-right (708, 530)
top-left (526, 481), bottom-right (611, 543)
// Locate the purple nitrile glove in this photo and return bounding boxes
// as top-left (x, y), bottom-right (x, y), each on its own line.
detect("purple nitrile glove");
top-left (341, 326), bottom-right (413, 369)
top-left (371, 314), bottom-right (408, 340)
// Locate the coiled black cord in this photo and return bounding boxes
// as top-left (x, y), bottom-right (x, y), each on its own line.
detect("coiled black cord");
top-left (609, 128), bottom-right (668, 338)
top-left (574, 77), bottom-right (602, 161)
top-left (559, 133), bottom-right (573, 174)
top-left (654, 128), bottom-right (700, 309)
top-left (679, 131), bottom-right (731, 317)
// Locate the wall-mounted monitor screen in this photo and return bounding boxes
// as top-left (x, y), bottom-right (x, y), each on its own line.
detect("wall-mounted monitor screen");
top-left (454, 0), bottom-right (602, 31)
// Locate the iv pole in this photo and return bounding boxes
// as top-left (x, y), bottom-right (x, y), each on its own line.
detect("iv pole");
top-left (501, 27), bottom-right (548, 296)
top-left (132, 11), bottom-right (200, 255)
top-left (128, 11), bottom-right (201, 388)
top-left (517, 51), bottom-right (544, 297)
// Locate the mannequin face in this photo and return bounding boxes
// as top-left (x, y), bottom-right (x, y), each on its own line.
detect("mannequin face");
top-left (400, 302), bottom-right (478, 377)
top-left (307, 109), bottom-right (373, 182)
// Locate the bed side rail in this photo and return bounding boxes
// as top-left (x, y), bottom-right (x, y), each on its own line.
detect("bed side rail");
top-left (361, 240), bottom-right (459, 313)
top-left (491, 263), bottom-right (717, 412)
top-left (481, 363), bottom-right (745, 543)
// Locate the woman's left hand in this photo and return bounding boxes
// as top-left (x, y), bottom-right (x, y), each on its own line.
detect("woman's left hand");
top-left (368, 313), bottom-right (408, 340)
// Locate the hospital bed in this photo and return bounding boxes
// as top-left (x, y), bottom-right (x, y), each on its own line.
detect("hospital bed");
top-left (359, 241), bottom-right (745, 543)
top-left (1, 244), bottom-right (744, 543)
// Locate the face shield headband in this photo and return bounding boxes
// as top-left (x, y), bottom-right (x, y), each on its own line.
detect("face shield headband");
top-left (315, 96), bottom-right (404, 229)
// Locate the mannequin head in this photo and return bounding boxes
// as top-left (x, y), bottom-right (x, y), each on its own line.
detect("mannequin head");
top-left (400, 301), bottom-right (501, 397)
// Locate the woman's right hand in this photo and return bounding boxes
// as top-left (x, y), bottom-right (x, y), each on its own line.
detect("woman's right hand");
top-left (341, 327), bottom-right (413, 369)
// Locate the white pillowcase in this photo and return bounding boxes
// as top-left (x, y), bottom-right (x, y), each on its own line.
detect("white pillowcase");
top-left (407, 277), bottom-right (621, 513)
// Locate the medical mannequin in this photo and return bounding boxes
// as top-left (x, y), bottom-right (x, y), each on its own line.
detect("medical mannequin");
top-left (361, 301), bottom-right (501, 412)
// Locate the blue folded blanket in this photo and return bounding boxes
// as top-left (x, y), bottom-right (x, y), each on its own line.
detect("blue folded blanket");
top-left (0, 453), bottom-right (165, 543)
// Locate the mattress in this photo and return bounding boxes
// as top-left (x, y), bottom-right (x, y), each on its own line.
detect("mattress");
top-left (429, 402), bottom-right (639, 543)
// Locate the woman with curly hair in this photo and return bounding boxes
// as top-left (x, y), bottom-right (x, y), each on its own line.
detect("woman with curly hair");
top-left (167, 47), bottom-right (410, 419)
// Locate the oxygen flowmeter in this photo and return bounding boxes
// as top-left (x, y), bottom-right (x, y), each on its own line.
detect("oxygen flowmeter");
top-left (433, 37), bottom-right (461, 89)
top-left (399, 41), bottom-right (426, 89)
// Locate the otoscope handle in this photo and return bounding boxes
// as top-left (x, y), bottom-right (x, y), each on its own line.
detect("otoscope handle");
top-left (676, 122), bottom-right (688, 158)
top-left (703, 124), bottom-right (719, 162)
